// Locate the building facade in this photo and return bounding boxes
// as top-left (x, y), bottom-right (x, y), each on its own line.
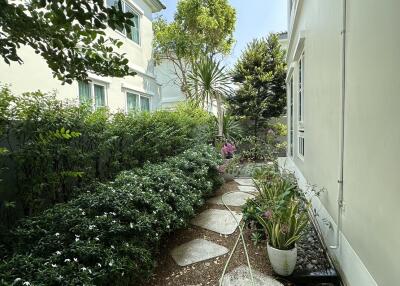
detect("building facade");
top-left (0, 0), bottom-right (165, 113)
top-left (282, 1), bottom-right (400, 285)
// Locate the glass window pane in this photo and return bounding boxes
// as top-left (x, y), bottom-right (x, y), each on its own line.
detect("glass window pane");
top-left (127, 92), bottom-right (138, 112)
top-left (94, 84), bottom-right (106, 109)
top-left (140, 96), bottom-right (150, 112)
top-left (107, 0), bottom-right (124, 33)
top-left (78, 81), bottom-right (91, 104)
top-left (125, 5), bottom-right (139, 43)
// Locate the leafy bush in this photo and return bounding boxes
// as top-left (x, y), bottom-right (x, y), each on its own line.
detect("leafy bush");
top-left (0, 145), bottom-right (222, 286)
top-left (0, 87), bottom-right (214, 218)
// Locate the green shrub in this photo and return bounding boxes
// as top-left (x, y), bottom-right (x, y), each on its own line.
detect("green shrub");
top-left (0, 145), bottom-right (222, 286)
top-left (0, 87), bottom-right (214, 218)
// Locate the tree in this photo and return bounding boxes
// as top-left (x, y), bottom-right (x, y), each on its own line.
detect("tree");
top-left (153, 0), bottom-right (236, 97)
top-left (228, 34), bottom-right (287, 137)
top-left (188, 56), bottom-right (232, 137)
top-left (0, 0), bottom-right (137, 83)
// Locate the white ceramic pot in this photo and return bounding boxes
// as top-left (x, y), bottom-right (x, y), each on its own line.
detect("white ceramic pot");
top-left (267, 243), bottom-right (297, 276)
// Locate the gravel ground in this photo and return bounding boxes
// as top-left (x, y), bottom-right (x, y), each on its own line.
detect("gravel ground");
top-left (141, 181), bottom-right (293, 286)
top-left (295, 223), bottom-right (334, 274)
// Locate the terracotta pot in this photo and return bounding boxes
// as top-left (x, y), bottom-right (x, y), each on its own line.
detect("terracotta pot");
top-left (267, 243), bottom-right (297, 276)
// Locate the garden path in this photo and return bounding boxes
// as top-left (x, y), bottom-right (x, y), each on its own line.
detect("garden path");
top-left (143, 179), bottom-right (290, 286)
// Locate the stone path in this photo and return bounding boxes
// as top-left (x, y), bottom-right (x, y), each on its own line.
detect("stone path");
top-left (169, 177), bottom-right (283, 286)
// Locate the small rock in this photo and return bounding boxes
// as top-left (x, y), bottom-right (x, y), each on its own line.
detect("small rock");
top-left (306, 263), bottom-right (313, 271)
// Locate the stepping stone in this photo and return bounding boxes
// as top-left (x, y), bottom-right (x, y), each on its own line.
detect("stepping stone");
top-left (234, 178), bottom-right (255, 186)
top-left (208, 192), bottom-right (255, 207)
top-left (221, 265), bottom-right (284, 286)
top-left (191, 209), bottom-right (242, 235)
top-left (237, 185), bottom-right (258, 193)
top-left (171, 239), bottom-right (229, 267)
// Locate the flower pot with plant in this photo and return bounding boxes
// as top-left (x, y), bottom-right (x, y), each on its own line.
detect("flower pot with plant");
top-left (250, 169), bottom-right (309, 276)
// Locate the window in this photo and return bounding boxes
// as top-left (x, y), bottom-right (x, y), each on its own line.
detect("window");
top-left (289, 76), bottom-right (294, 157)
top-left (78, 81), bottom-right (91, 104)
top-left (78, 81), bottom-right (107, 110)
top-left (298, 131), bottom-right (305, 158)
top-left (126, 91), bottom-right (150, 112)
top-left (127, 92), bottom-right (138, 112)
top-left (140, 96), bottom-right (150, 112)
top-left (298, 52), bottom-right (304, 122)
top-left (297, 52), bottom-right (305, 160)
top-left (94, 84), bottom-right (106, 109)
top-left (107, 0), bottom-right (140, 44)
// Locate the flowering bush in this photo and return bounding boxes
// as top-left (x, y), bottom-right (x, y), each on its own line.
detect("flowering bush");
top-left (221, 142), bottom-right (236, 158)
top-left (0, 145), bottom-right (222, 285)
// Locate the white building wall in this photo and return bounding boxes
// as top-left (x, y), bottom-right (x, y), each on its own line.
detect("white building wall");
top-left (285, 0), bottom-right (400, 285)
top-left (0, 0), bottom-right (163, 113)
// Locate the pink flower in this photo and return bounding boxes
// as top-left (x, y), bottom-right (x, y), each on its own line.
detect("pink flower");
top-left (263, 210), bottom-right (273, 220)
top-left (218, 165), bottom-right (226, 173)
top-left (221, 143), bottom-right (236, 155)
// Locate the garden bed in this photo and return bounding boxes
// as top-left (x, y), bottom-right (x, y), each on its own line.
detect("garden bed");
top-left (288, 221), bottom-right (341, 286)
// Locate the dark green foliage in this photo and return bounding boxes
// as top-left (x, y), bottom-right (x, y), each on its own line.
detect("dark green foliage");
top-left (228, 34), bottom-right (287, 137)
top-left (0, 0), bottom-right (136, 83)
top-left (0, 145), bottom-right (222, 286)
top-left (0, 87), bottom-right (214, 219)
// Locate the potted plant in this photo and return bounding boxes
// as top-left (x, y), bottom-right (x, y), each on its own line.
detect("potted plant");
top-left (256, 197), bottom-right (309, 276)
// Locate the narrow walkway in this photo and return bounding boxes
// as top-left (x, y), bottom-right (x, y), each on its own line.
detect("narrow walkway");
top-left (144, 179), bottom-right (288, 286)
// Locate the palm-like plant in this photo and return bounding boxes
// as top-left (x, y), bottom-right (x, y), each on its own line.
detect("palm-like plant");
top-left (188, 56), bottom-right (232, 137)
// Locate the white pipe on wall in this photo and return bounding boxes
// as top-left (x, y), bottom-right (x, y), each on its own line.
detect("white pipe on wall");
top-left (330, 0), bottom-right (347, 250)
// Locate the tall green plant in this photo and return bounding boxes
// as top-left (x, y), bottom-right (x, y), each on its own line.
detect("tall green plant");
top-left (188, 56), bottom-right (232, 137)
top-left (228, 34), bottom-right (287, 137)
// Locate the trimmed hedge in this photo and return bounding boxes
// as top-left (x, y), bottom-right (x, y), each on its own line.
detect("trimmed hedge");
top-left (0, 87), bottom-right (214, 218)
top-left (0, 145), bottom-right (223, 286)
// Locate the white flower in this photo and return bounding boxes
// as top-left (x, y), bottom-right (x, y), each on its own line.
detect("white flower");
top-left (55, 251), bottom-right (61, 255)
top-left (51, 264), bottom-right (57, 268)
top-left (81, 267), bottom-right (87, 271)
top-left (64, 259), bottom-right (71, 262)
top-left (55, 233), bottom-right (60, 237)
top-left (97, 263), bottom-right (102, 267)
top-left (81, 211), bottom-right (86, 215)
top-left (74, 258), bottom-right (78, 262)
top-left (88, 225), bottom-right (95, 230)
top-left (111, 245), bottom-right (115, 249)
top-left (88, 269), bottom-right (92, 274)
top-left (129, 222), bottom-right (134, 229)
top-left (95, 237), bottom-right (100, 241)
top-left (23, 282), bottom-right (31, 286)
top-left (75, 237), bottom-right (80, 242)
top-left (109, 260), bottom-right (114, 266)
top-left (13, 278), bottom-right (22, 283)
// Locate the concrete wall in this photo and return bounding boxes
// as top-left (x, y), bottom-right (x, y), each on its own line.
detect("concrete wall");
top-left (286, 0), bottom-right (400, 285)
top-left (0, 0), bottom-right (162, 112)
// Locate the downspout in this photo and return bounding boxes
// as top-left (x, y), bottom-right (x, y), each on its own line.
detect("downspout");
top-left (330, 0), bottom-right (347, 250)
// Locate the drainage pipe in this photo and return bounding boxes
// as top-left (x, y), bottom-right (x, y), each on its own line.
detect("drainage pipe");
top-left (330, 0), bottom-right (347, 250)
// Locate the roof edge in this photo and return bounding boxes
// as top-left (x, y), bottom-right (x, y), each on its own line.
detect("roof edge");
top-left (144, 0), bottom-right (165, 12)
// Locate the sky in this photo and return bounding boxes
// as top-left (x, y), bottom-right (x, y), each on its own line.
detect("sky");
top-left (155, 0), bottom-right (287, 66)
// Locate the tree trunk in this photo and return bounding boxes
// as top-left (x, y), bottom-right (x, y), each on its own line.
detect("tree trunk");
top-left (216, 94), bottom-right (224, 138)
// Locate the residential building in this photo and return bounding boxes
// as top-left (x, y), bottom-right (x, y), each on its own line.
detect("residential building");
top-left (0, 0), bottom-right (165, 113)
top-left (281, 1), bottom-right (399, 285)
top-left (155, 59), bottom-right (221, 115)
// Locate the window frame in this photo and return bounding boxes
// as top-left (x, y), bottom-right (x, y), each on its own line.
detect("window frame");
top-left (78, 81), bottom-right (108, 110)
top-left (106, 0), bottom-right (141, 46)
top-left (298, 52), bottom-right (305, 124)
top-left (139, 94), bottom-right (151, 112)
top-left (297, 51), bottom-right (305, 160)
top-left (289, 76), bottom-right (294, 157)
top-left (124, 90), bottom-right (151, 113)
